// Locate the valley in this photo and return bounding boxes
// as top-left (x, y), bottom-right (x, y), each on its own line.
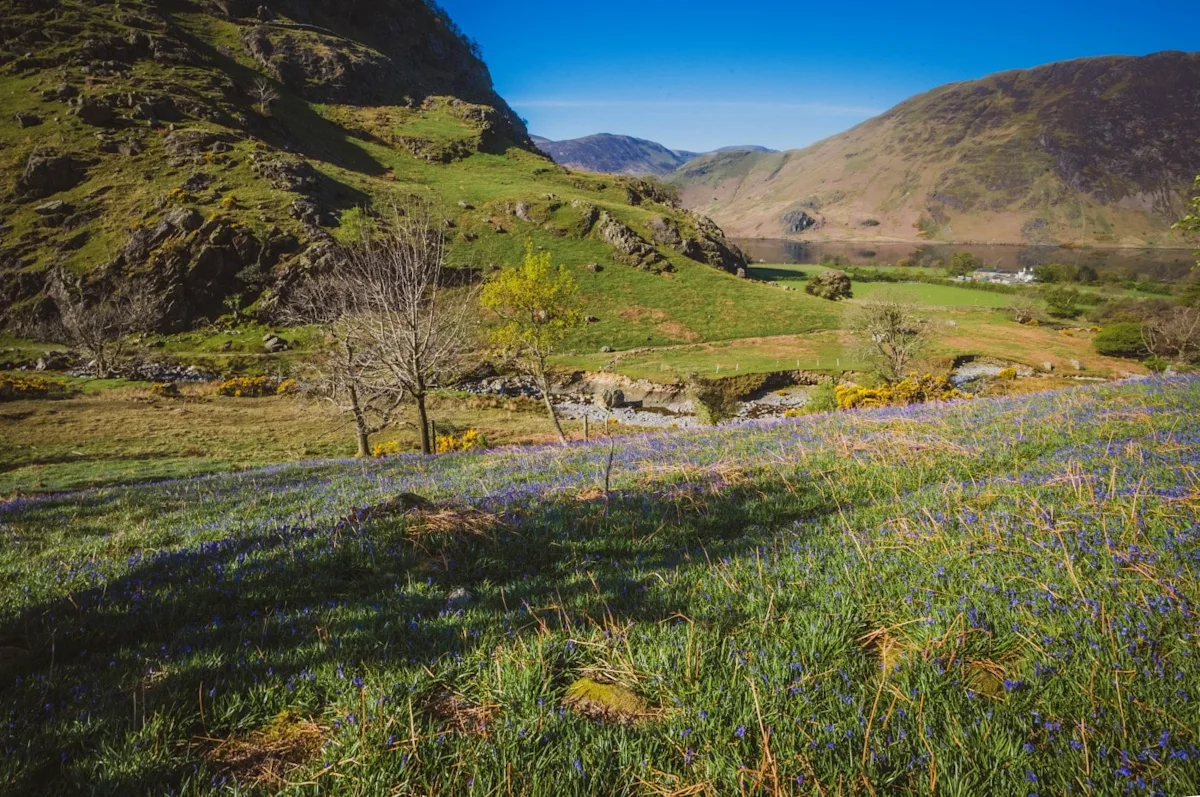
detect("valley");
top-left (1, 1), bottom-right (1199, 794)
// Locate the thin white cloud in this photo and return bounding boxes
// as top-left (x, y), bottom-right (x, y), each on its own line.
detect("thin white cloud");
top-left (510, 99), bottom-right (882, 116)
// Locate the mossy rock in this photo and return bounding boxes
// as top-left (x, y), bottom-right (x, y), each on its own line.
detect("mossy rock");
top-left (563, 677), bottom-right (652, 726)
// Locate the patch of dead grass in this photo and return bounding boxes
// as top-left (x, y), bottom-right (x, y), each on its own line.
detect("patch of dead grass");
top-left (203, 711), bottom-right (324, 789)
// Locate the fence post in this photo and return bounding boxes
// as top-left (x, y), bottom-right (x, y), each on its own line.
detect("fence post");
top-left (584, 415), bottom-right (589, 442)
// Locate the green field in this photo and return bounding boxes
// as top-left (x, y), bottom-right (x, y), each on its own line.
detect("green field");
top-left (2, 378), bottom-right (1198, 794)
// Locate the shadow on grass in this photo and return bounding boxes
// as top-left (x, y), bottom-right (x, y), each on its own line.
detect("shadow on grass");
top-left (0, 466), bottom-right (837, 795)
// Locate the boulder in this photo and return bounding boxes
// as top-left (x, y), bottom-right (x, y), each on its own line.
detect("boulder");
top-left (647, 216), bottom-right (682, 246)
top-left (34, 200), bottom-right (69, 216)
top-left (17, 152), bottom-right (86, 199)
top-left (1070, 359), bottom-right (1083, 371)
top-left (263, 336), bottom-right (287, 353)
top-left (73, 97), bottom-right (114, 125)
top-left (1041, 362), bottom-right (1055, 372)
top-left (13, 112), bottom-right (42, 128)
top-left (585, 263), bottom-right (603, 273)
top-left (585, 315), bottom-right (599, 323)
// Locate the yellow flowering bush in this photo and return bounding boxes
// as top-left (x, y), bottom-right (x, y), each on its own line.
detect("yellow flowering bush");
top-left (835, 374), bottom-right (970, 410)
top-left (0, 375), bottom-right (70, 401)
top-left (149, 382), bottom-right (181, 398)
top-left (215, 376), bottom-right (288, 398)
top-left (372, 440), bottom-right (403, 458)
top-left (435, 429), bottom-right (483, 454)
top-left (998, 368), bottom-right (1018, 381)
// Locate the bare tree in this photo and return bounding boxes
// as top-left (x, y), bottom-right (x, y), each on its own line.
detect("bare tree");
top-left (351, 205), bottom-right (478, 454)
top-left (286, 204), bottom-right (477, 457)
top-left (250, 78), bottom-right (279, 116)
top-left (48, 274), bottom-right (159, 378)
top-left (284, 274), bottom-right (404, 459)
top-left (851, 298), bottom-right (932, 382)
top-left (1143, 305), bottom-right (1200, 364)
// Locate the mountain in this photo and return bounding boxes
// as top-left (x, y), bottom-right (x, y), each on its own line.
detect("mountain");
top-left (533, 134), bottom-right (774, 177)
top-left (670, 52), bottom-right (1200, 247)
top-left (0, 0), bottom-right (747, 334)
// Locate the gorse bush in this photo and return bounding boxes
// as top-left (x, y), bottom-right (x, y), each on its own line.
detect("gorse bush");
top-left (215, 377), bottom-right (296, 398)
top-left (435, 428), bottom-right (483, 454)
top-left (835, 373), bottom-right (970, 410)
top-left (998, 368), bottom-right (1018, 381)
top-left (0, 374), bottom-right (71, 401)
top-left (371, 440), bottom-right (403, 458)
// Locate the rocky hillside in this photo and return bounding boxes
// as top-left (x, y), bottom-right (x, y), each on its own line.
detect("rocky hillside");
top-left (533, 133), bottom-right (772, 177)
top-left (0, 0), bottom-right (747, 334)
top-left (672, 52), bottom-right (1200, 246)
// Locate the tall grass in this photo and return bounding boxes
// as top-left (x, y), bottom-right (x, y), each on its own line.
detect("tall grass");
top-left (1, 378), bottom-right (1198, 794)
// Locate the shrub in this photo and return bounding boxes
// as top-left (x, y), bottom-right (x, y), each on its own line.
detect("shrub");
top-left (372, 440), bottom-right (403, 458)
top-left (435, 428), bottom-right (484, 454)
top-left (805, 270), bottom-right (853, 301)
top-left (149, 382), bottom-right (180, 398)
top-left (275, 378), bottom-right (298, 395)
top-left (946, 252), bottom-right (982, 278)
top-left (1143, 356), bottom-right (1170, 373)
top-left (0, 374), bottom-right (71, 401)
top-left (997, 368), bottom-right (1018, 381)
top-left (215, 376), bottom-right (286, 397)
top-left (835, 373), bottom-right (970, 410)
top-left (1093, 323), bottom-right (1148, 358)
top-left (1043, 286), bottom-right (1085, 319)
top-left (861, 218), bottom-right (881, 227)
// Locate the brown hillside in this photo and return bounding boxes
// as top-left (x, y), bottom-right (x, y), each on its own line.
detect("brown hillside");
top-left (672, 52), bottom-right (1200, 246)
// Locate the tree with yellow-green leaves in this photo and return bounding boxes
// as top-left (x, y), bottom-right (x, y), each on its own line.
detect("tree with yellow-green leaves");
top-left (481, 243), bottom-right (583, 444)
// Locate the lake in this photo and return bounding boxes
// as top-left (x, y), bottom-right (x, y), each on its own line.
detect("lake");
top-left (736, 239), bottom-right (1197, 281)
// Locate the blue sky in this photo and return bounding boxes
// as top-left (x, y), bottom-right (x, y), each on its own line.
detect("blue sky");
top-left (438, 0), bottom-right (1197, 153)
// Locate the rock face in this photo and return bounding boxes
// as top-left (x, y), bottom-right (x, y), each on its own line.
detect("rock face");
top-left (0, 0), bottom-right (750, 335)
top-left (596, 212), bottom-right (665, 271)
top-left (16, 153), bottom-right (87, 200)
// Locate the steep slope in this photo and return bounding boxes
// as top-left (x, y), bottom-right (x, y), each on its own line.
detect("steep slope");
top-left (0, 0), bottom-right (747, 334)
top-left (672, 52), bottom-right (1200, 246)
top-left (534, 133), bottom-right (774, 177)
top-left (532, 133), bottom-right (694, 176)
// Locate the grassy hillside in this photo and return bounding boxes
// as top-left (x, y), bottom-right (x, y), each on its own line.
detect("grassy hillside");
top-left (2, 377), bottom-right (1199, 794)
top-left (671, 52), bottom-right (1200, 247)
top-left (0, 0), bottom-right (748, 335)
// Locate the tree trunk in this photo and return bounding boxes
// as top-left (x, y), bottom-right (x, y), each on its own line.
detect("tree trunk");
top-left (348, 384), bottom-right (371, 458)
top-left (538, 373), bottom-right (567, 445)
top-left (415, 391), bottom-right (431, 455)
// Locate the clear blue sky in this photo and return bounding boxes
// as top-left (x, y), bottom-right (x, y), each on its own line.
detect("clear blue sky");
top-left (438, 0), bottom-right (1197, 153)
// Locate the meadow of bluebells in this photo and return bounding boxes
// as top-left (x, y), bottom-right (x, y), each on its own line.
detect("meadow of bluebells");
top-left (1, 377), bottom-right (1198, 794)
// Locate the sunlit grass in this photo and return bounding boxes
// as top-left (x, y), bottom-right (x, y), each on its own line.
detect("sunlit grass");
top-left (2, 377), bottom-right (1198, 794)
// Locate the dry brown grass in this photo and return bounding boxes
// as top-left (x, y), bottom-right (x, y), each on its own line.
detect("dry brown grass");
top-left (202, 712), bottom-right (324, 789)
top-left (422, 690), bottom-right (499, 736)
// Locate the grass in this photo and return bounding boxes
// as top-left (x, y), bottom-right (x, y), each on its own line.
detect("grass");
top-left (0, 386), bottom-right (623, 496)
top-left (2, 377), bottom-right (1199, 794)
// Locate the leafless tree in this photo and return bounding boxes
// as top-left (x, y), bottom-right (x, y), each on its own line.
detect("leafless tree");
top-left (284, 274), bottom-right (404, 459)
top-left (1143, 305), bottom-right (1200, 364)
top-left (851, 298), bottom-right (932, 382)
top-left (48, 274), bottom-right (160, 378)
top-left (250, 78), bottom-right (279, 116)
top-left (286, 204), bottom-right (477, 457)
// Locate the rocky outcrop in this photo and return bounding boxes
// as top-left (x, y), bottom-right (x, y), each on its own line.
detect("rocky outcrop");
top-left (781, 209), bottom-right (820, 234)
top-left (596, 212), bottom-right (665, 271)
top-left (16, 153), bottom-right (88, 200)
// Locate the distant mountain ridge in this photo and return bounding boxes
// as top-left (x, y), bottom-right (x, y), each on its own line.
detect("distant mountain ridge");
top-left (532, 133), bottom-right (774, 177)
top-left (669, 51), bottom-right (1200, 247)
